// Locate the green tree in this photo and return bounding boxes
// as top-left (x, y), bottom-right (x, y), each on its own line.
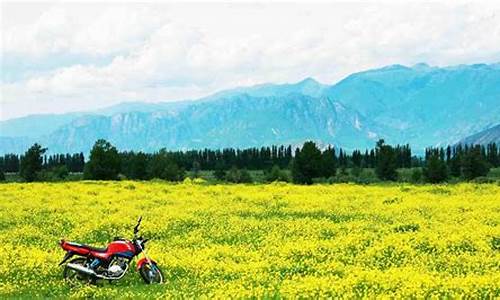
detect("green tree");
top-left (147, 150), bottom-right (185, 181)
top-left (375, 139), bottom-right (398, 181)
top-left (486, 143), bottom-right (498, 167)
top-left (130, 152), bottom-right (148, 180)
top-left (423, 150), bottom-right (448, 183)
top-left (461, 147), bottom-right (490, 180)
top-left (292, 141), bottom-right (322, 184)
top-left (449, 155), bottom-right (462, 177)
top-left (83, 139), bottom-right (121, 180)
top-left (351, 150), bottom-right (362, 167)
top-left (0, 169), bottom-right (5, 181)
top-left (321, 147), bottom-right (336, 178)
top-left (162, 160), bottom-right (184, 181)
top-left (78, 152), bottom-right (85, 172)
top-left (20, 143), bottom-right (47, 182)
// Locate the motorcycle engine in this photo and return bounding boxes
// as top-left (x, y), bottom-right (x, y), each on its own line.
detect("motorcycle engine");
top-left (107, 257), bottom-right (128, 277)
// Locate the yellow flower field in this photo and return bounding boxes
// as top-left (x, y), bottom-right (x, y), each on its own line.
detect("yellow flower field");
top-left (0, 181), bottom-right (499, 298)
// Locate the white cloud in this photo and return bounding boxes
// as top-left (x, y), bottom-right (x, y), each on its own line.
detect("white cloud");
top-left (1, 2), bottom-right (500, 120)
top-left (2, 4), bottom-right (164, 57)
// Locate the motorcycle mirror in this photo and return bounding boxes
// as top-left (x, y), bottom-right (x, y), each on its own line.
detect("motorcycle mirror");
top-left (134, 216), bottom-right (142, 234)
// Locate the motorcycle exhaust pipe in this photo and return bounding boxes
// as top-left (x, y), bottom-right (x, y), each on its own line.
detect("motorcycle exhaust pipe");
top-left (66, 263), bottom-right (126, 280)
top-left (67, 263), bottom-right (98, 277)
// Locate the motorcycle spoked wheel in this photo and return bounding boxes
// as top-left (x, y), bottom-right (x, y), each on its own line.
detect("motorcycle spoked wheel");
top-left (63, 258), bottom-right (97, 286)
top-left (139, 262), bottom-right (164, 284)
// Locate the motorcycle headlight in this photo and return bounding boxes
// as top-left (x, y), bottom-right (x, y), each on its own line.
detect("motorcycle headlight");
top-left (134, 238), bottom-right (146, 252)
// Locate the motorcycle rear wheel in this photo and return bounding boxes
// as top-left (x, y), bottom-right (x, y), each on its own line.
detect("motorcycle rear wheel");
top-left (139, 262), bottom-right (163, 284)
top-left (63, 258), bottom-right (95, 285)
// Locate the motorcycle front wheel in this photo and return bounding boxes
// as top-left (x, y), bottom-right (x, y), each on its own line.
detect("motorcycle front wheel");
top-left (63, 257), bottom-right (95, 285)
top-left (139, 262), bottom-right (163, 284)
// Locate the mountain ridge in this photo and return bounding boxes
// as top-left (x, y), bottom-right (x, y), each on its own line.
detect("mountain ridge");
top-left (459, 124), bottom-right (500, 145)
top-left (1, 62), bottom-right (499, 154)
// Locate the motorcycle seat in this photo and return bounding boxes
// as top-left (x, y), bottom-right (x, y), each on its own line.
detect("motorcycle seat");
top-left (66, 241), bottom-right (107, 252)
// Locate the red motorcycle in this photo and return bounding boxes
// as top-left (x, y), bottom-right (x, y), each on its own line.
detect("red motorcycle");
top-left (59, 217), bottom-right (163, 284)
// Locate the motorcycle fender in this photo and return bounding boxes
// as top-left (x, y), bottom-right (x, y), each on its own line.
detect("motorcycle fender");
top-left (136, 258), bottom-right (156, 270)
top-left (59, 251), bottom-right (74, 266)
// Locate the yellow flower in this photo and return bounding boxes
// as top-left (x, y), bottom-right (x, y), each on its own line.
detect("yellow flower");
top-left (0, 182), bottom-right (498, 298)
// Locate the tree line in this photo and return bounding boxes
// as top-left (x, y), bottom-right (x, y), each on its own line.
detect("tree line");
top-left (0, 144), bottom-right (85, 182)
top-left (0, 139), bottom-right (498, 184)
top-left (422, 143), bottom-right (498, 183)
top-left (0, 151), bottom-right (85, 173)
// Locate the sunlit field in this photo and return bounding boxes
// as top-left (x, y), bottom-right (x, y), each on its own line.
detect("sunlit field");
top-left (0, 181), bottom-right (499, 298)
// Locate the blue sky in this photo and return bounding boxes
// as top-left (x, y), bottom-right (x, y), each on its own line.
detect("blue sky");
top-left (1, 1), bottom-right (500, 120)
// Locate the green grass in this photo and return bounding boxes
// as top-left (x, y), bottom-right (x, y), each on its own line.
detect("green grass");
top-left (4, 168), bottom-right (500, 184)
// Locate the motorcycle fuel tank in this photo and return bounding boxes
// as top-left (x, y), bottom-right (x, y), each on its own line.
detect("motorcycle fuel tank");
top-left (91, 240), bottom-right (136, 260)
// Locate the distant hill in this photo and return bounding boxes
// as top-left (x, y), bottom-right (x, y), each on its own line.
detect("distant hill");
top-left (326, 63), bottom-right (500, 148)
top-left (459, 124), bottom-right (500, 145)
top-left (1, 63), bottom-right (499, 154)
top-left (0, 113), bottom-right (86, 138)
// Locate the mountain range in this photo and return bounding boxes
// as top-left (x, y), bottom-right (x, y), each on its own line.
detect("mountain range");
top-left (1, 63), bottom-right (499, 155)
top-left (459, 124), bottom-right (500, 145)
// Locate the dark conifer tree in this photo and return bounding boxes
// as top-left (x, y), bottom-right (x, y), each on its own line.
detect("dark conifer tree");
top-left (292, 141), bottom-right (322, 184)
top-left (375, 139), bottom-right (398, 181)
top-left (20, 143), bottom-right (47, 182)
top-left (351, 150), bottom-right (362, 167)
top-left (461, 145), bottom-right (490, 180)
top-left (446, 146), bottom-right (452, 164)
top-left (321, 146), bottom-right (336, 178)
top-left (486, 143), bottom-right (498, 167)
top-left (423, 148), bottom-right (448, 183)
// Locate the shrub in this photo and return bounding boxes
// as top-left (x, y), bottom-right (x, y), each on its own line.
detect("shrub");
top-left (226, 166), bottom-right (253, 183)
top-left (239, 169), bottom-right (253, 183)
top-left (53, 165), bottom-right (69, 179)
top-left (36, 166), bottom-right (69, 182)
top-left (190, 161), bottom-right (201, 179)
top-left (471, 176), bottom-right (495, 184)
top-left (328, 174), bottom-right (354, 183)
top-left (312, 177), bottom-right (328, 184)
top-left (410, 168), bottom-right (422, 183)
top-left (266, 165), bottom-right (289, 182)
top-left (351, 167), bottom-right (362, 178)
top-left (213, 162), bottom-right (227, 181)
top-left (356, 168), bottom-right (379, 184)
top-left (353, 177), bottom-right (379, 185)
